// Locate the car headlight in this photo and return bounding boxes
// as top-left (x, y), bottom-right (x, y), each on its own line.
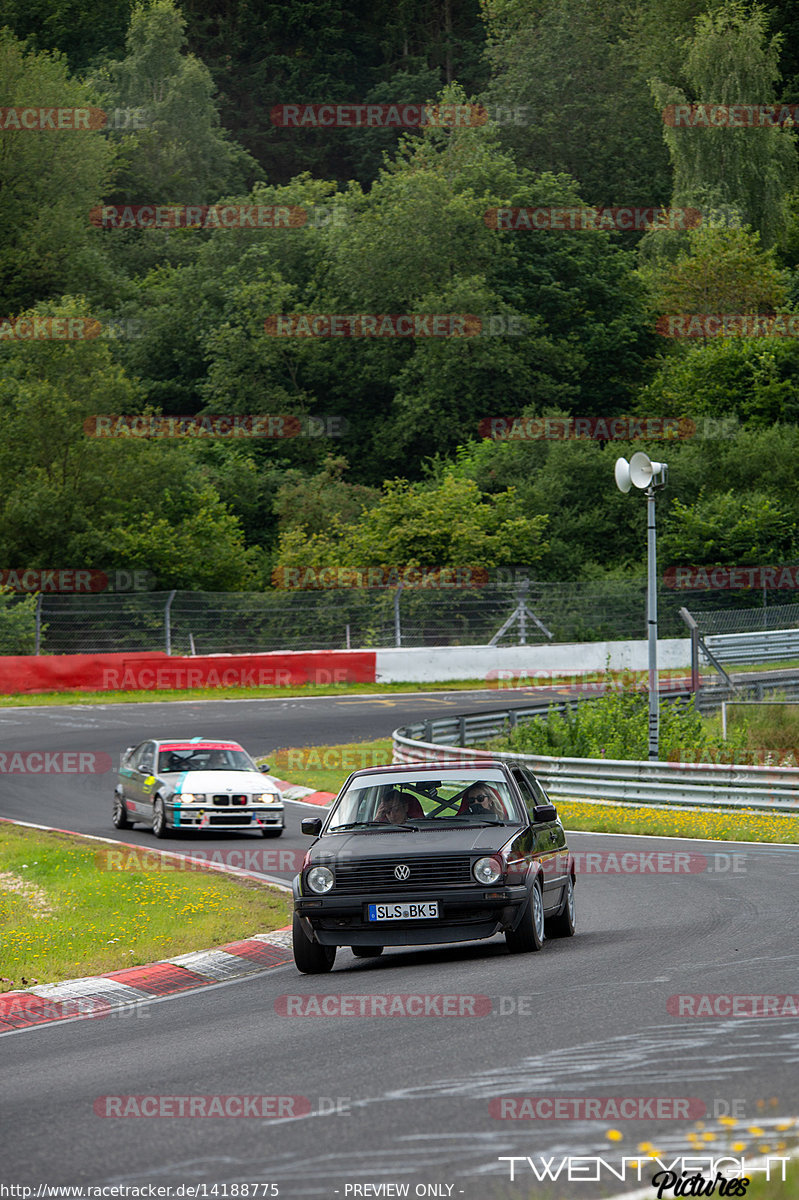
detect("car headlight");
top-left (473, 856), bottom-right (503, 885)
top-left (306, 865), bottom-right (334, 894)
top-left (255, 792), bottom-right (280, 804)
top-left (180, 793), bottom-right (205, 804)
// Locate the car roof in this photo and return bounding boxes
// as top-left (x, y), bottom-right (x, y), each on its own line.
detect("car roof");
top-left (344, 760), bottom-right (515, 780)
top-left (153, 739), bottom-right (246, 751)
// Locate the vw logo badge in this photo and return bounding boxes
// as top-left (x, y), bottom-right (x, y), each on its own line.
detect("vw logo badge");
top-left (394, 864), bottom-right (410, 881)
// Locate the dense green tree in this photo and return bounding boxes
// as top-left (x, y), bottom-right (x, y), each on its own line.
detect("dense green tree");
top-left (637, 335), bottom-right (799, 427)
top-left (660, 490), bottom-right (797, 564)
top-left (0, 0), bottom-right (130, 71)
top-left (642, 224), bottom-right (789, 315)
top-left (650, 2), bottom-right (797, 248)
top-left (0, 297), bottom-right (258, 588)
top-left (273, 470), bottom-right (549, 571)
top-left (89, 0), bottom-right (260, 204)
top-left (481, 0), bottom-right (673, 206)
top-left (0, 30), bottom-right (117, 313)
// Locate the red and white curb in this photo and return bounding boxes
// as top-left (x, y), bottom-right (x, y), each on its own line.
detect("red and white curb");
top-left (271, 776), bottom-right (336, 806)
top-left (0, 930), bottom-right (293, 1033)
top-left (0, 813), bottom-right (303, 1034)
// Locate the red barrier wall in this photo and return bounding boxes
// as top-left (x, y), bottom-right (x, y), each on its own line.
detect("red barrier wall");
top-left (0, 650), bottom-right (377, 694)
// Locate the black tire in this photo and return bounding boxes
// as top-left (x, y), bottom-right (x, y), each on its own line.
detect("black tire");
top-left (112, 795), bottom-right (131, 829)
top-left (352, 946), bottom-right (383, 958)
top-left (261, 826), bottom-right (283, 838)
top-left (505, 878), bottom-right (545, 954)
top-left (151, 797), bottom-right (168, 839)
top-left (293, 912), bottom-right (336, 974)
top-left (546, 875), bottom-right (576, 938)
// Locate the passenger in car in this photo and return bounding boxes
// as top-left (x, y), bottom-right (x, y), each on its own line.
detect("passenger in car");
top-left (460, 783), bottom-right (505, 816)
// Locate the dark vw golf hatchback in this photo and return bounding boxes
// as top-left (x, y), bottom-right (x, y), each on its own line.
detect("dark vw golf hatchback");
top-left (292, 761), bottom-right (576, 973)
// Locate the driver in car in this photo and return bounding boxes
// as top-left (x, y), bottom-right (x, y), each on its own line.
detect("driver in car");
top-left (376, 789), bottom-right (410, 824)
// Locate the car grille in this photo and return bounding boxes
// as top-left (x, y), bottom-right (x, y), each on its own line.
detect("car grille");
top-left (331, 855), bottom-right (473, 893)
top-left (212, 795), bottom-right (248, 806)
top-left (208, 813), bottom-right (253, 826)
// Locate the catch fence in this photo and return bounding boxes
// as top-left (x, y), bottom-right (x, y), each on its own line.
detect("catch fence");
top-left (3, 580), bottom-right (798, 656)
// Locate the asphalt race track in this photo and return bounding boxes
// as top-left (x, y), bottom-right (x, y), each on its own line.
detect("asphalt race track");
top-left (2, 692), bottom-right (798, 1197)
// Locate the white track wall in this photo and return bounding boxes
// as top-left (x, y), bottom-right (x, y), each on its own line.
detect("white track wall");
top-left (374, 638), bottom-right (692, 684)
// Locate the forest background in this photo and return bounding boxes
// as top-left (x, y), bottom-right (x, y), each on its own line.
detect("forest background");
top-left (2, 0), bottom-right (799, 606)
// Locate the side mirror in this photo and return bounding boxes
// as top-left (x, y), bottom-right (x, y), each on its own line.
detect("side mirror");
top-left (532, 803), bottom-right (557, 824)
top-left (301, 816), bottom-right (323, 836)
top-left (259, 763), bottom-right (271, 773)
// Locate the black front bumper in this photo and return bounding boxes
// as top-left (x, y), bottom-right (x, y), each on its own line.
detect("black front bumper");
top-left (294, 885), bottom-right (530, 947)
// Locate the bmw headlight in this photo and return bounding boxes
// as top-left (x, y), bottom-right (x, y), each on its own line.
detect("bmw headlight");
top-left (306, 865), bottom-right (334, 894)
top-left (473, 856), bottom-right (503, 885)
top-left (180, 793), bottom-right (205, 804)
top-left (255, 792), bottom-right (280, 804)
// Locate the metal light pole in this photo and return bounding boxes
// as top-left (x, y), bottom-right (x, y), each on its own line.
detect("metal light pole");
top-left (615, 453), bottom-right (668, 761)
top-left (645, 480), bottom-right (658, 761)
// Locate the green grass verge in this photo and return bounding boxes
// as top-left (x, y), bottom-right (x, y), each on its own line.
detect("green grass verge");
top-left (0, 678), bottom-right (501, 707)
top-left (268, 738), bottom-right (798, 843)
top-left (0, 824), bottom-right (292, 993)
top-left (265, 739), bottom-right (394, 795)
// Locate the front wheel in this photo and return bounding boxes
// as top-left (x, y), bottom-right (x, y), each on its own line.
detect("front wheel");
top-left (546, 876), bottom-right (576, 938)
top-left (261, 826), bottom-right (283, 838)
top-left (505, 878), bottom-right (545, 953)
top-left (112, 795), bottom-right (131, 829)
top-left (293, 913), bottom-right (336, 974)
top-left (352, 946), bottom-right (383, 958)
top-left (151, 797), bottom-right (167, 839)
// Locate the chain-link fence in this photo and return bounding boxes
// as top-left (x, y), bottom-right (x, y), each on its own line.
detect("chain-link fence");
top-left (2, 579), bottom-right (787, 655)
top-left (694, 602), bottom-right (799, 636)
top-left (2, 579), bottom-right (796, 656)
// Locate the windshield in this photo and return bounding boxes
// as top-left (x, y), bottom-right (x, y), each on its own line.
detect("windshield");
top-left (158, 745), bottom-right (257, 774)
top-left (327, 771), bottom-right (524, 830)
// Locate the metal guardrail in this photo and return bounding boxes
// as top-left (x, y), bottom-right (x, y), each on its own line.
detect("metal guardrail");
top-left (704, 627), bottom-right (799, 665)
top-left (392, 701), bottom-right (799, 814)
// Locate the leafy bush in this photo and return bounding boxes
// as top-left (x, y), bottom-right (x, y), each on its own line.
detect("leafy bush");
top-left (490, 689), bottom-right (748, 762)
top-left (0, 589), bottom-right (40, 655)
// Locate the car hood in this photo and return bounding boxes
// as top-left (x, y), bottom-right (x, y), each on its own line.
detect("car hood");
top-left (312, 824), bottom-right (518, 859)
top-left (170, 770), bottom-right (282, 795)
